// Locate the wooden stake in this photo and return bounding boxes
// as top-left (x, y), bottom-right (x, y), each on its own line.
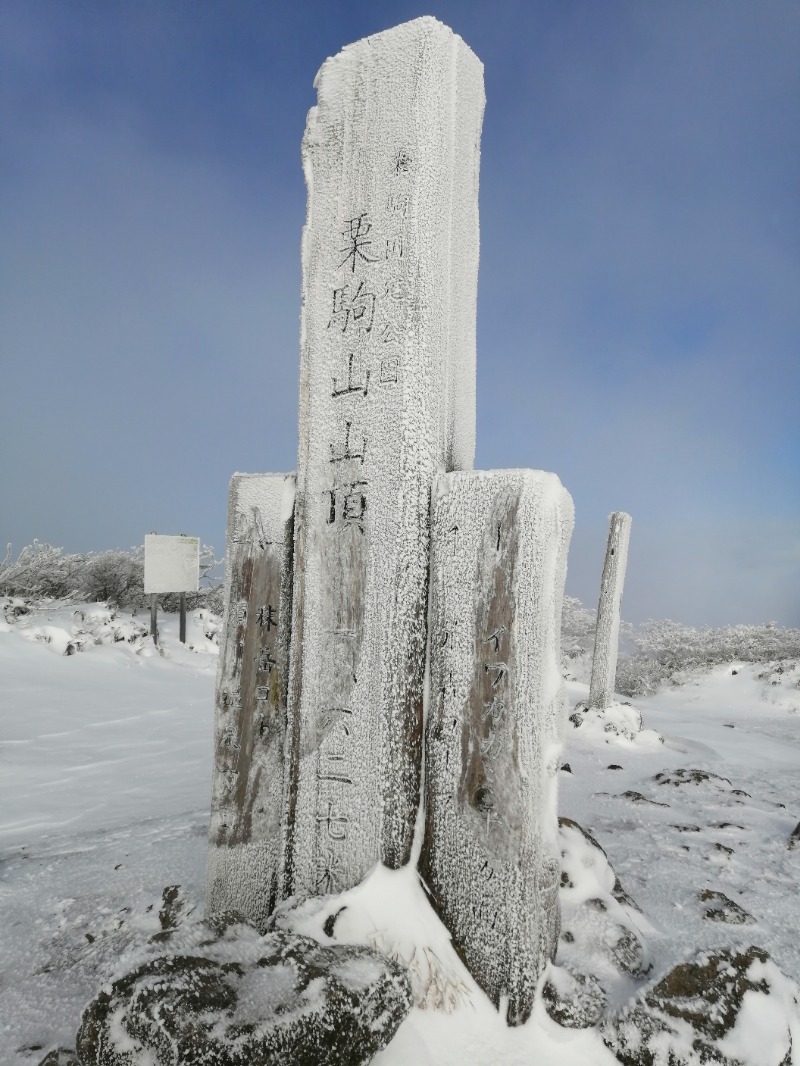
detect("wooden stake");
top-left (150, 594), bottom-right (158, 646)
top-left (179, 593), bottom-right (187, 643)
top-left (589, 511), bottom-right (632, 710)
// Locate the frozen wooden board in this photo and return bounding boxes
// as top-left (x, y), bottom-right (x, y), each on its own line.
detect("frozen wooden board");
top-left (419, 469), bottom-right (574, 1026)
top-left (206, 473), bottom-right (295, 929)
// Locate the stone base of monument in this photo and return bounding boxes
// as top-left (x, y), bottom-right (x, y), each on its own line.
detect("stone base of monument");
top-left (72, 915), bottom-right (412, 1066)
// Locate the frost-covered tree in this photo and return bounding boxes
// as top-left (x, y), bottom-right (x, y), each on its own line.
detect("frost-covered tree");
top-left (0, 541), bottom-right (223, 611)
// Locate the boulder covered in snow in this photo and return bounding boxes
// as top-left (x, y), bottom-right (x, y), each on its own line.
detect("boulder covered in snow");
top-left (698, 888), bottom-right (755, 925)
top-left (569, 698), bottom-right (663, 746)
top-left (602, 946), bottom-right (798, 1066)
top-left (542, 964), bottom-right (607, 1028)
top-left (555, 817), bottom-right (651, 1027)
top-left (75, 928), bottom-right (412, 1066)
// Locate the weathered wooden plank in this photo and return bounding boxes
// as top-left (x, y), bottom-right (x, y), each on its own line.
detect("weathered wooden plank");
top-left (419, 469), bottom-right (574, 1026)
top-left (206, 473), bottom-right (295, 930)
top-left (589, 511), bottom-right (632, 710)
top-left (284, 18), bottom-right (485, 897)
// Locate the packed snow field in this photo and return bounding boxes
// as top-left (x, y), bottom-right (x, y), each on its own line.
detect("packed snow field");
top-left (1, 600), bottom-right (798, 1065)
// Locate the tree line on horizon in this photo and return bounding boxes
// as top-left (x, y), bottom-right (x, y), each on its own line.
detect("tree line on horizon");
top-left (2, 541), bottom-right (798, 697)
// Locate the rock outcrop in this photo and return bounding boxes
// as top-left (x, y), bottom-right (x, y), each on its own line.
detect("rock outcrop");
top-left (75, 927), bottom-right (412, 1066)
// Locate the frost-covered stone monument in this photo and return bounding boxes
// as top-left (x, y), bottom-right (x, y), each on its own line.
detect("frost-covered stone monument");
top-left (207, 16), bottom-right (575, 1028)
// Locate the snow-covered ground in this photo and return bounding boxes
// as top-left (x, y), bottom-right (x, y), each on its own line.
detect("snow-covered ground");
top-left (1, 600), bottom-right (798, 1065)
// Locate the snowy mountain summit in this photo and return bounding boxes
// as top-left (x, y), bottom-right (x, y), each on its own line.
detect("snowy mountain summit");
top-left (2, 14), bottom-right (799, 1066)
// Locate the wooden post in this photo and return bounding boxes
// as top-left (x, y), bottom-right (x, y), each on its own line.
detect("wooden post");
top-left (206, 474), bottom-right (296, 930)
top-left (589, 511), bottom-right (632, 710)
top-left (283, 17), bottom-right (484, 899)
top-left (420, 469), bottom-right (574, 1026)
top-left (150, 594), bottom-right (158, 646)
top-left (179, 593), bottom-right (187, 644)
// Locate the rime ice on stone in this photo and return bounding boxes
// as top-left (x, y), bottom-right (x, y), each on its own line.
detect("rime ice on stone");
top-left (419, 470), bottom-right (574, 1027)
top-left (207, 474), bottom-right (295, 929)
top-left (589, 511), bottom-right (632, 710)
top-left (284, 18), bottom-right (485, 897)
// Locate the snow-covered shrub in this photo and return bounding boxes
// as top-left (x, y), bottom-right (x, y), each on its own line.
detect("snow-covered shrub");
top-left (615, 619), bottom-right (800, 697)
top-left (0, 541), bottom-right (86, 599)
top-left (0, 541), bottom-right (224, 612)
top-left (561, 596), bottom-right (596, 662)
top-left (78, 547), bottom-right (146, 606)
top-left (560, 595), bottom-right (800, 697)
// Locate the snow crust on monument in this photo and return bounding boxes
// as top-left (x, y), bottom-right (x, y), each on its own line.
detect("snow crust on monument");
top-left (285, 17), bottom-right (485, 898)
top-left (420, 468), bottom-right (574, 1027)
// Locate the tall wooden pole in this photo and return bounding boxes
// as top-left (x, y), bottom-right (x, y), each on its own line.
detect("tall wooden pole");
top-left (283, 17), bottom-right (484, 898)
top-left (150, 594), bottom-right (158, 646)
top-left (589, 511), bottom-right (632, 710)
top-left (179, 593), bottom-right (187, 643)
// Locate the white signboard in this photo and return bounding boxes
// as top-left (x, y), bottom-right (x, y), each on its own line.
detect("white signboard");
top-left (144, 534), bottom-right (200, 594)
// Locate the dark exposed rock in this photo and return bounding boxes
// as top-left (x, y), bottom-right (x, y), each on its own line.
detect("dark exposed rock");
top-left (158, 884), bottom-right (187, 930)
top-left (36, 1051), bottom-right (81, 1066)
top-left (609, 927), bottom-right (648, 977)
top-left (602, 946), bottom-right (795, 1066)
top-left (610, 880), bottom-right (639, 911)
top-left (618, 790), bottom-right (669, 807)
top-left (149, 884), bottom-right (196, 944)
top-left (560, 763), bottom-right (572, 773)
top-left (655, 768), bottom-right (731, 788)
top-left (789, 822), bottom-right (800, 850)
top-left (542, 966), bottom-right (607, 1029)
top-left (585, 897), bottom-right (607, 912)
top-left (699, 888), bottom-right (755, 924)
top-left (323, 906), bottom-right (346, 939)
top-left (568, 706), bottom-right (587, 729)
top-left (670, 824), bottom-right (700, 833)
top-left (607, 764), bottom-right (623, 770)
top-left (75, 930), bottom-right (412, 1066)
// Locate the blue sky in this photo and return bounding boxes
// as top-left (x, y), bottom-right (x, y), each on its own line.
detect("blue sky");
top-left (1, 0), bottom-right (798, 626)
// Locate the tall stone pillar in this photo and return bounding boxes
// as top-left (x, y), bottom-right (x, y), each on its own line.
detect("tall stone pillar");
top-left (283, 18), bottom-right (485, 898)
top-left (419, 470), bottom-right (574, 1026)
top-left (206, 474), bottom-right (295, 929)
top-left (589, 511), bottom-right (632, 710)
